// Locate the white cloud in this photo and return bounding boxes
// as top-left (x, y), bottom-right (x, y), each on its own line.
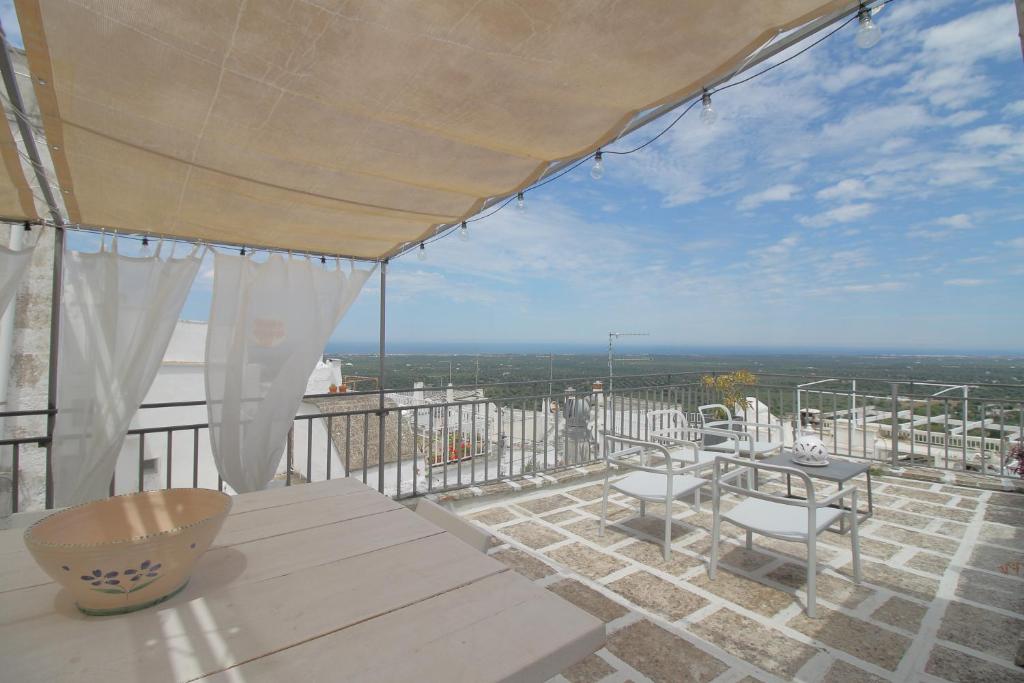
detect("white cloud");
top-left (935, 213), bottom-right (973, 230)
top-left (959, 124), bottom-right (1024, 148)
top-left (907, 213), bottom-right (976, 240)
top-left (898, 4), bottom-right (1019, 110)
top-left (919, 3), bottom-right (1019, 65)
top-left (841, 281), bottom-right (906, 293)
top-left (944, 278), bottom-right (987, 287)
top-left (879, 137), bottom-right (914, 154)
top-left (1006, 237), bottom-right (1024, 249)
top-left (819, 62), bottom-right (910, 95)
top-left (382, 269), bottom-right (498, 305)
top-left (1003, 100), bottom-right (1024, 117)
top-left (678, 238), bottom-right (731, 253)
top-left (798, 203), bottom-right (876, 228)
top-left (737, 184), bottom-right (800, 211)
top-left (820, 104), bottom-right (934, 145)
top-left (815, 178), bottom-right (872, 202)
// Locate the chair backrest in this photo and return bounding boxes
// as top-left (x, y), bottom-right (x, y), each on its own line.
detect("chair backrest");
top-left (698, 403), bottom-right (733, 426)
top-left (645, 409), bottom-right (694, 443)
top-left (602, 431), bottom-right (699, 475)
top-left (711, 455), bottom-right (819, 509)
top-left (698, 403), bottom-right (735, 446)
top-left (697, 425), bottom-right (748, 456)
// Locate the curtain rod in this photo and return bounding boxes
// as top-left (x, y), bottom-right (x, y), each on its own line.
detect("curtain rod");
top-left (3, 219), bottom-right (385, 264)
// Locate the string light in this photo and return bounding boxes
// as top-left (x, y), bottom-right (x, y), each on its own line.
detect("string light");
top-left (855, 6), bottom-right (881, 49)
top-left (515, 191), bottom-right (525, 212)
top-left (700, 90), bottom-right (717, 126)
top-left (590, 151), bottom-right (604, 180)
top-left (417, 242), bottom-right (426, 261)
top-left (458, 220), bottom-right (469, 241)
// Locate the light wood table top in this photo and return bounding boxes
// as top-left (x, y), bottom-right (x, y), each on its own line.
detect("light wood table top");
top-left (0, 478), bottom-right (604, 682)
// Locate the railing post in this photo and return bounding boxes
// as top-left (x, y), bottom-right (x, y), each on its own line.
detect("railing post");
top-left (961, 386), bottom-right (969, 472)
top-left (286, 424), bottom-right (294, 486)
top-left (890, 382), bottom-right (899, 467)
top-left (377, 260), bottom-right (387, 494)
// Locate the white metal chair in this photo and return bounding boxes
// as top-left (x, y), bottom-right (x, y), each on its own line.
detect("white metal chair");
top-left (709, 455), bottom-right (861, 618)
top-left (698, 403), bottom-right (785, 459)
top-left (645, 409), bottom-right (721, 471)
top-left (600, 433), bottom-right (707, 561)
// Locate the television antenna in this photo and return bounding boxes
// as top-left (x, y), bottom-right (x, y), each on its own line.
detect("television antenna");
top-left (608, 332), bottom-right (649, 393)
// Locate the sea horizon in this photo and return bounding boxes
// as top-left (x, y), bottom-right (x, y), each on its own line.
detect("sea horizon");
top-left (325, 341), bottom-right (1024, 358)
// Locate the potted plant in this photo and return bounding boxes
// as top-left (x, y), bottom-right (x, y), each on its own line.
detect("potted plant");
top-left (700, 370), bottom-right (757, 418)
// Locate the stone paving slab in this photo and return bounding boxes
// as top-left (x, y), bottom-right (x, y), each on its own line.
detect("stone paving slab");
top-left (606, 619), bottom-right (729, 683)
top-left (546, 543), bottom-right (630, 581)
top-left (925, 645), bottom-right (1024, 682)
top-left (462, 467), bottom-right (1024, 682)
top-left (871, 596), bottom-right (928, 633)
top-left (692, 609), bottom-right (819, 679)
top-left (547, 579), bottom-right (629, 623)
top-left (607, 571), bottom-right (708, 620)
top-left (788, 606), bottom-right (911, 671)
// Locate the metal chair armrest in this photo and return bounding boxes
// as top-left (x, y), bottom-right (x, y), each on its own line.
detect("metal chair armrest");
top-left (816, 485), bottom-right (859, 508)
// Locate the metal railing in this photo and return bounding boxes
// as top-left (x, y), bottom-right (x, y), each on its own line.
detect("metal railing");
top-left (2, 371), bottom-right (1022, 514)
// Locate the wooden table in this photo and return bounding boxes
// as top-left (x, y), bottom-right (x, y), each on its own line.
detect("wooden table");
top-left (0, 479), bottom-right (604, 681)
top-left (757, 451), bottom-right (874, 533)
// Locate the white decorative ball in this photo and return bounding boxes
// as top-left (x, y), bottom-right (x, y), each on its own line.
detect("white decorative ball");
top-left (793, 433), bottom-right (829, 463)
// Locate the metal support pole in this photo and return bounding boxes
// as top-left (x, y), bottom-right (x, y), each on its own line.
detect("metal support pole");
top-left (0, 26), bottom-right (64, 225)
top-left (2, 21), bottom-right (67, 509)
top-left (377, 261), bottom-right (387, 494)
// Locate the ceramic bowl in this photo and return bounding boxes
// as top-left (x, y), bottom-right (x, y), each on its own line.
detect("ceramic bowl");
top-left (24, 488), bottom-right (232, 616)
top-left (793, 432), bottom-right (830, 464)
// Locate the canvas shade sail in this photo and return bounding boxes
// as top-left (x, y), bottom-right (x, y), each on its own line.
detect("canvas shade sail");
top-left (205, 253), bottom-right (372, 494)
top-left (14, 0), bottom-right (854, 259)
top-left (51, 240), bottom-right (202, 506)
top-left (0, 108), bottom-right (37, 221)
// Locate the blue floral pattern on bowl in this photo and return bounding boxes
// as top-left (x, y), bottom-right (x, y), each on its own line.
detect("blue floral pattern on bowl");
top-left (77, 559), bottom-right (162, 595)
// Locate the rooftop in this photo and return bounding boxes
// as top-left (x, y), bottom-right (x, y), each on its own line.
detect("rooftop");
top-left (458, 465), bottom-right (1024, 682)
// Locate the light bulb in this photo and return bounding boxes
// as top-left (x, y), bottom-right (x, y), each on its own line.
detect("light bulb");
top-left (855, 9), bottom-right (880, 49)
top-left (516, 191), bottom-right (525, 212)
top-left (700, 91), bottom-right (717, 126)
top-left (458, 221), bottom-right (469, 241)
top-left (590, 151), bottom-right (604, 180)
top-left (417, 243), bottom-right (426, 261)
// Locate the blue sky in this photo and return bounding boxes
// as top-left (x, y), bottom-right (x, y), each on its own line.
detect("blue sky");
top-left (8, 0), bottom-right (1024, 352)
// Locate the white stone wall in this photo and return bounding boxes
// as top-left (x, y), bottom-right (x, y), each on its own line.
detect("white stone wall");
top-left (1, 225), bottom-right (55, 513)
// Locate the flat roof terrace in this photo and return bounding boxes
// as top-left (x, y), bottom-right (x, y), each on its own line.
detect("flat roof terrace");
top-left (458, 467), bottom-right (1024, 682)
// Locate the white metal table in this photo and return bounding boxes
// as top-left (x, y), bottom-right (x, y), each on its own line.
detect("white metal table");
top-left (0, 478), bottom-right (604, 682)
top-left (756, 451), bottom-right (874, 533)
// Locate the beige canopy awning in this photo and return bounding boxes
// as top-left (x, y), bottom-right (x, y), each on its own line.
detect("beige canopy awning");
top-left (0, 98), bottom-right (37, 222)
top-left (14, 0), bottom-right (856, 260)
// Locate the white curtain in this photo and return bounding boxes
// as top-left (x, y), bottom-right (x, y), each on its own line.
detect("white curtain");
top-left (0, 236), bottom-right (36, 317)
top-left (205, 253), bottom-right (373, 494)
top-left (52, 239), bottom-right (202, 506)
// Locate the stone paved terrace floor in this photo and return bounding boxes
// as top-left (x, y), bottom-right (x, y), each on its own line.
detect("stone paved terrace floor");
top-left (456, 466), bottom-right (1024, 683)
